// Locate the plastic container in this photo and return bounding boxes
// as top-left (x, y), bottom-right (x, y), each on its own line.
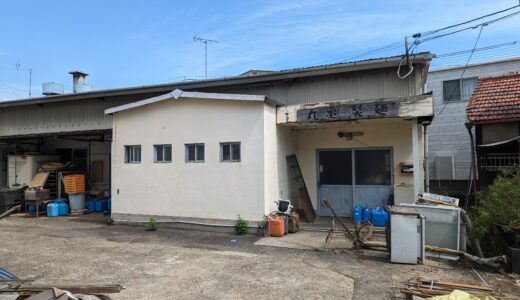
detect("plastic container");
top-left (352, 205), bottom-right (364, 224)
top-left (283, 215), bottom-right (289, 234)
top-left (68, 192), bottom-right (85, 211)
top-left (58, 202), bottom-right (69, 216)
top-left (27, 204), bottom-right (36, 213)
top-left (102, 198), bottom-right (108, 211)
top-left (362, 206), bottom-right (373, 222)
top-left (268, 216), bottom-right (284, 237)
top-left (86, 200), bottom-right (95, 213)
top-left (371, 207), bottom-right (388, 227)
top-left (107, 198), bottom-right (112, 212)
top-left (95, 199), bottom-right (103, 212)
top-left (47, 203), bottom-right (59, 217)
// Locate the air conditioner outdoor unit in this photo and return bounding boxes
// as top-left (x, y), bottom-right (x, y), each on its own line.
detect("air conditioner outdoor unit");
top-left (434, 156), bottom-right (455, 180)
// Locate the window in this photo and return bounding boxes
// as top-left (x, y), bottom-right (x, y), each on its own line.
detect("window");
top-left (354, 149), bottom-right (392, 186)
top-left (185, 144), bottom-right (204, 163)
top-left (443, 77), bottom-right (477, 102)
top-left (125, 145), bottom-right (141, 163)
top-left (154, 144), bottom-right (172, 163)
top-left (220, 142), bottom-right (241, 162)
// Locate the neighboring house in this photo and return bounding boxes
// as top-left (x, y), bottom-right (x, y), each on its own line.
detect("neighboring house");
top-left (425, 58), bottom-right (520, 195)
top-left (467, 73), bottom-right (520, 191)
top-left (0, 53), bottom-right (433, 223)
top-left (106, 89), bottom-right (432, 223)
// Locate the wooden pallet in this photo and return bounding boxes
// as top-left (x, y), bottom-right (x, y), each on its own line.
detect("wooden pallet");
top-left (28, 172), bottom-right (49, 189)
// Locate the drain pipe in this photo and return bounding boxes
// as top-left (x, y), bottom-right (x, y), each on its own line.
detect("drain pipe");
top-left (423, 121), bottom-right (431, 193)
top-left (465, 122), bottom-right (478, 202)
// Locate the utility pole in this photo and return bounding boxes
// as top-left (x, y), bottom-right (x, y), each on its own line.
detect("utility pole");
top-left (193, 36), bottom-right (218, 78)
top-left (15, 61), bottom-right (32, 98)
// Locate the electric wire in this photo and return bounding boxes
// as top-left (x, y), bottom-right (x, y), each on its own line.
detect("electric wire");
top-left (414, 4), bottom-right (520, 38)
top-left (433, 25), bottom-right (485, 122)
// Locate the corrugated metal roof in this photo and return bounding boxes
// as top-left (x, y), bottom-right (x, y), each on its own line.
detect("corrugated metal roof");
top-left (105, 89), bottom-right (279, 114)
top-left (0, 52), bottom-right (433, 108)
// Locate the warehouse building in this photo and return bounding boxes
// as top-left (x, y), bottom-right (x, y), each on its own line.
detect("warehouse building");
top-left (0, 53), bottom-right (433, 223)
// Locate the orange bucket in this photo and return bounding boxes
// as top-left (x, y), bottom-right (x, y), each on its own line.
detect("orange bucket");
top-left (268, 216), bottom-right (284, 237)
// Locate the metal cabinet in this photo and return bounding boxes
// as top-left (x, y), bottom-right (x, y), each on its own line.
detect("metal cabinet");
top-left (386, 206), bottom-right (425, 264)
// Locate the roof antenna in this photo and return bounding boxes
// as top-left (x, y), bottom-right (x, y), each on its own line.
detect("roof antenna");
top-left (15, 61), bottom-right (32, 98)
top-left (193, 36), bottom-right (219, 78)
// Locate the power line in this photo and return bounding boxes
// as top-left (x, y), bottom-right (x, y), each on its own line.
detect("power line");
top-left (433, 25), bottom-right (485, 121)
top-left (417, 9), bottom-right (520, 44)
top-left (413, 4), bottom-right (520, 38)
top-left (434, 41), bottom-right (519, 58)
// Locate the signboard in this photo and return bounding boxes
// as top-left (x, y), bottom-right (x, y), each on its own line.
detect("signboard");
top-left (296, 101), bottom-right (398, 123)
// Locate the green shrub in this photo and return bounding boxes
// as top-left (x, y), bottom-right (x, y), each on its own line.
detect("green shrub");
top-left (148, 218), bottom-right (158, 231)
top-left (235, 215), bottom-right (249, 235)
top-left (471, 170), bottom-right (520, 256)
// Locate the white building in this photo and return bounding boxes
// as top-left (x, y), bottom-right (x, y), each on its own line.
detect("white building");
top-left (106, 89), bottom-right (433, 224)
top-left (426, 57), bottom-right (520, 194)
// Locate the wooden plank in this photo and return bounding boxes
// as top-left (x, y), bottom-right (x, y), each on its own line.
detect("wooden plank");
top-left (2, 284), bottom-right (123, 295)
top-left (28, 173), bottom-right (49, 189)
top-left (296, 101), bottom-right (399, 123)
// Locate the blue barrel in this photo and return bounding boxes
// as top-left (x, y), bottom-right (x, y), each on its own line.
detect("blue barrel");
top-left (95, 199), bottom-right (103, 212)
top-left (102, 198), bottom-right (108, 211)
top-left (86, 200), bottom-right (95, 213)
top-left (362, 206), bottom-right (372, 222)
top-left (47, 203), bottom-right (59, 218)
top-left (27, 204), bottom-right (36, 214)
top-left (352, 205), bottom-right (364, 224)
top-left (58, 202), bottom-right (69, 216)
top-left (371, 207), bottom-right (387, 227)
top-left (107, 198), bottom-right (112, 212)
top-left (283, 215), bottom-right (289, 234)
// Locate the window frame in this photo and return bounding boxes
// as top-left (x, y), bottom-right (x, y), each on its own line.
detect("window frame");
top-left (220, 142), bottom-right (241, 162)
top-left (442, 77), bottom-right (478, 103)
top-left (153, 144), bottom-right (172, 163)
top-left (185, 143), bottom-right (205, 163)
top-left (124, 145), bottom-right (141, 164)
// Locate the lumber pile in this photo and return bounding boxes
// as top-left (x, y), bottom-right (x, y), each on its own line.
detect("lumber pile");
top-left (400, 277), bottom-right (496, 298)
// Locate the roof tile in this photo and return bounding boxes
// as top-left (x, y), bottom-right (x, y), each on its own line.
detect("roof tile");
top-left (467, 73), bottom-right (520, 123)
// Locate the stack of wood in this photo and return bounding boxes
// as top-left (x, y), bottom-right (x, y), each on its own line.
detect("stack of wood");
top-left (400, 277), bottom-right (496, 298)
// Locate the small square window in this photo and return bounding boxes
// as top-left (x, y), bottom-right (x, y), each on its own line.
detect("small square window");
top-left (185, 144), bottom-right (204, 163)
top-left (124, 145), bottom-right (141, 163)
top-left (154, 145), bottom-right (172, 163)
top-left (220, 142), bottom-right (240, 162)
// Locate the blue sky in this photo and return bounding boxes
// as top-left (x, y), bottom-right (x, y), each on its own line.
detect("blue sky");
top-left (1, 0), bottom-right (519, 99)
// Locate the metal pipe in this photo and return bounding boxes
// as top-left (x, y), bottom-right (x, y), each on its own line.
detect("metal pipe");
top-left (465, 122), bottom-right (478, 202)
top-left (423, 123), bottom-right (430, 193)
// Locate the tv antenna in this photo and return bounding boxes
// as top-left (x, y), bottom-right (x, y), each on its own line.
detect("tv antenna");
top-left (15, 61), bottom-right (33, 97)
top-left (193, 36), bottom-right (218, 78)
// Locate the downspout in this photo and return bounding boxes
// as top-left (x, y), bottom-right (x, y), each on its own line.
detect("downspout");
top-left (423, 122), bottom-right (431, 193)
top-left (465, 122), bottom-right (478, 203)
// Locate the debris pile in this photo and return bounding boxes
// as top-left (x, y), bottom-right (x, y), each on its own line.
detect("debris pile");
top-left (400, 277), bottom-right (497, 299)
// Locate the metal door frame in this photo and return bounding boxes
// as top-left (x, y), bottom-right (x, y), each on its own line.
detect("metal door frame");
top-left (316, 147), bottom-right (394, 216)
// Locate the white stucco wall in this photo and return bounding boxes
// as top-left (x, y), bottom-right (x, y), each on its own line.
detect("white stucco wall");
top-left (111, 98), bottom-right (268, 222)
top-left (292, 118), bottom-right (421, 208)
top-left (263, 106), bottom-right (297, 215)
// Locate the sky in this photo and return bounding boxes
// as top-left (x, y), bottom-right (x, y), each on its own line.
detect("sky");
top-left (0, 0), bottom-right (519, 100)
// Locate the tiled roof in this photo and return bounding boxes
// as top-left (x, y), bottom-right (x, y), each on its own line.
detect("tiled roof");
top-left (467, 73), bottom-right (520, 123)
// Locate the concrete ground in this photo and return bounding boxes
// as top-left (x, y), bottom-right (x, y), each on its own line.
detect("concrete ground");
top-left (0, 214), bottom-right (517, 299)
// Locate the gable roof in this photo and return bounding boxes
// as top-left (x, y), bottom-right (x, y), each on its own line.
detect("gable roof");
top-left (1, 52), bottom-right (433, 108)
top-left (105, 89), bottom-right (278, 115)
top-left (467, 73), bottom-right (520, 123)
